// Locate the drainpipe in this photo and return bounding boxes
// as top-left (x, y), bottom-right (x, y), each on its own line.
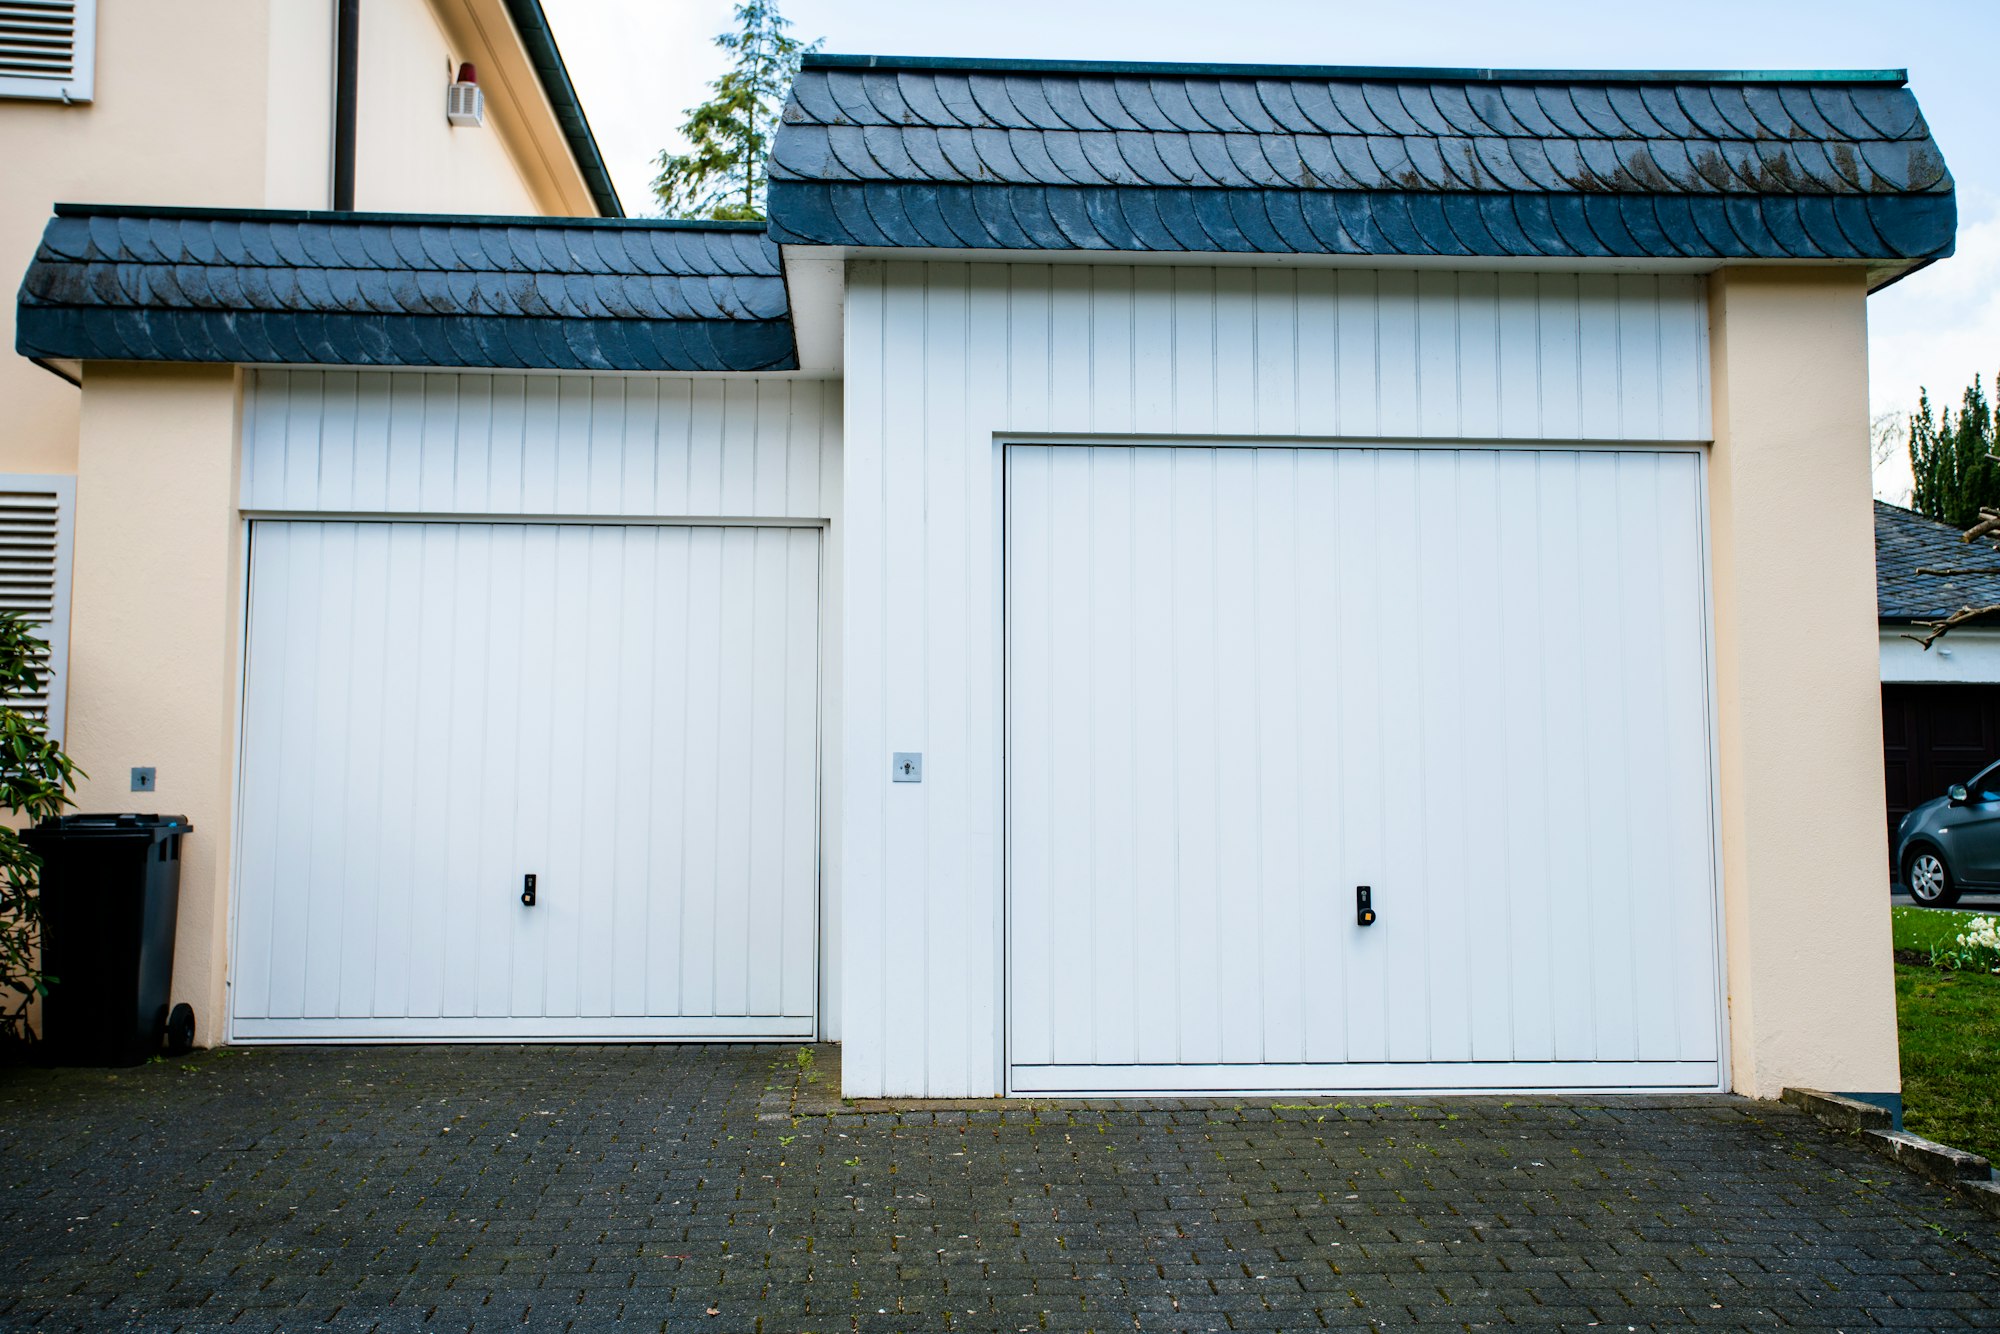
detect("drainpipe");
top-left (332, 0), bottom-right (359, 209)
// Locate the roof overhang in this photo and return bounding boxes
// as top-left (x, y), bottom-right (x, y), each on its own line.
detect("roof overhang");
top-left (765, 55), bottom-right (1957, 283)
top-left (15, 205), bottom-right (794, 374)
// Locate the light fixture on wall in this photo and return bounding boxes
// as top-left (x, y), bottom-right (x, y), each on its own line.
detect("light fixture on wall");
top-left (447, 62), bottom-right (484, 127)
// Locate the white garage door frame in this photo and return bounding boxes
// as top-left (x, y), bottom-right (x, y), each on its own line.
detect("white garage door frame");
top-left (1000, 435), bottom-right (1729, 1097)
top-left (224, 509), bottom-right (827, 1045)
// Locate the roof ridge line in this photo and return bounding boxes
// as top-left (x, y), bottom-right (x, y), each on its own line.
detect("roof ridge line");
top-left (49, 203), bottom-right (770, 232)
top-left (800, 52), bottom-right (1910, 86)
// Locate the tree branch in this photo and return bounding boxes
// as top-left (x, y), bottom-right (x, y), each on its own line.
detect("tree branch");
top-left (1914, 566), bottom-right (2000, 577)
top-left (1907, 603), bottom-right (2000, 648)
top-left (1965, 511), bottom-right (2000, 542)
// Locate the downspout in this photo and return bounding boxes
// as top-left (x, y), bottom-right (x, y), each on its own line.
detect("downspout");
top-left (332, 0), bottom-right (359, 209)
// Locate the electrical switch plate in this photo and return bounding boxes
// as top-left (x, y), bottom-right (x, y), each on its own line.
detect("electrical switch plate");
top-left (131, 767), bottom-right (156, 792)
top-left (892, 752), bottom-right (923, 783)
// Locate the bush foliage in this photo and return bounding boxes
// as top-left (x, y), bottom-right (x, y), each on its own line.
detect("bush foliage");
top-left (0, 611), bottom-right (80, 1042)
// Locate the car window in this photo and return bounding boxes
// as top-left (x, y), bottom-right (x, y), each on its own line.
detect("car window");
top-left (1973, 768), bottom-right (2000, 803)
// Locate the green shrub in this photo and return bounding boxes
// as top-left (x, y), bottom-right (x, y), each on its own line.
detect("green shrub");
top-left (0, 611), bottom-right (81, 1042)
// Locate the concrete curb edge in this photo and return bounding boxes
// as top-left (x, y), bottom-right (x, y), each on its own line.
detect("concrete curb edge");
top-left (1784, 1087), bottom-right (2000, 1220)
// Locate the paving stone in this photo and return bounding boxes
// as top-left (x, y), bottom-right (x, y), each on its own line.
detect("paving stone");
top-left (0, 1044), bottom-right (1996, 1332)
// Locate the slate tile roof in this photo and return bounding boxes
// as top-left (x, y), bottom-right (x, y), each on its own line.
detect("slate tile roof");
top-left (767, 56), bottom-right (1955, 266)
top-left (15, 205), bottom-right (797, 372)
top-left (1875, 500), bottom-right (2000, 621)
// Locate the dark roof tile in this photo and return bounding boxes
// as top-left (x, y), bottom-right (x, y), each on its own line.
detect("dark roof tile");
top-left (776, 58), bottom-right (1949, 263)
top-left (1876, 501), bottom-right (2000, 620)
top-left (17, 206), bottom-right (796, 372)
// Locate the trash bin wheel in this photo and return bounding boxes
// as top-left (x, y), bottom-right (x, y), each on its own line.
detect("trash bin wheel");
top-left (165, 1004), bottom-right (195, 1057)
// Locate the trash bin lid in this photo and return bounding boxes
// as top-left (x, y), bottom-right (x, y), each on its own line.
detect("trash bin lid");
top-left (24, 813), bottom-right (192, 843)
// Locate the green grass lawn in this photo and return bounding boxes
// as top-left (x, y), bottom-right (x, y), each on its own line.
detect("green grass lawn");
top-left (1888, 906), bottom-right (2000, 1164)
top-left (1889, 904), bottom-right (1993, 956)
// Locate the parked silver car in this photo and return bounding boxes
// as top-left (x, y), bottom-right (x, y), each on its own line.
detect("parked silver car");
top-left (1895, 763), bottom-right (2000, 907)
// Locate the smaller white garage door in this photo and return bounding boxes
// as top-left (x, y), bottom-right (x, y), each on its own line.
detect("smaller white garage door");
top-left (1006, 443), bottom-right (1722, 1094)
top-left (231, 521), bottom-right (820, 1041)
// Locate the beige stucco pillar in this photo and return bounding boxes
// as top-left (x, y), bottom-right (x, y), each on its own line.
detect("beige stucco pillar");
top-left (69, 364), bottom-right (244, 1046)
top-left (1708, 266), bottom-right (1899, 1101)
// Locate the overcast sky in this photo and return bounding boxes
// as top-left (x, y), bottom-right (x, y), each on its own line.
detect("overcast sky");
top-left (539, 0), bottom-right (1999, 502)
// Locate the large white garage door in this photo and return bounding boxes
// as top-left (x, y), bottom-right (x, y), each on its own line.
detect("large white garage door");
top-left (1005, 444), bottom-right (1721, 1094)
top-left (231, 521), bottom-right (820, 1041)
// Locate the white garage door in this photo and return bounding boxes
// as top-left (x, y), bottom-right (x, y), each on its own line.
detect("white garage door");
top-left (1005, 444), bottom-right (1721, 1094)
top-left (231, 521), bottom-right (820, 1041)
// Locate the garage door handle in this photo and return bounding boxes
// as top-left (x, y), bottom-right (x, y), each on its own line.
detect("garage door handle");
top-left (1357, 885), bottom-right (1375, 927)
top-left (521, 873), bottom-right (537, 907)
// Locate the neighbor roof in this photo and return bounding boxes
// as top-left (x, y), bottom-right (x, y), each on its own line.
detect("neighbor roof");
top-left (1875, 500), bottom-right (2000, 622)
top-left (767, 55), bottom-right (1954, 273)
top-left (14, 204), bottom-right (795, 372)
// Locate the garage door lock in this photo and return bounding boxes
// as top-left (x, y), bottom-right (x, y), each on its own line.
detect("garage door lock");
top-left (521, 873), bottom-right (537, 907)
top-left (1356, 885), bottom-right (1375, 927)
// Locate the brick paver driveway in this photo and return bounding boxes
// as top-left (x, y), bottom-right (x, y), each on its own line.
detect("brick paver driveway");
top-left (2, 1046), bottom-right (1997, 1332)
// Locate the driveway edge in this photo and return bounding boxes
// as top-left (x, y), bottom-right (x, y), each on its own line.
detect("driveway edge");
top-left (1785, 1087), bottom-right (2000, 1219)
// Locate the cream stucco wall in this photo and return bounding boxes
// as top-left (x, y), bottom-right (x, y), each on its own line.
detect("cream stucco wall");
top-left (354, 0), bottom-right (595, 217)
top-left (0, 3), bottom-right (282, 480)
top-left (1708, 266), bottom-right (1901, 1100)
top-left (0, 0), bottom-right (599, 482)
top-left (69, 364), bottom-right (246, 1042)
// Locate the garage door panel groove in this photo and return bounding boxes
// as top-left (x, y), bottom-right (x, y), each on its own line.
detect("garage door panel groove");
top-left (233, 520), bottom-right (820, 1040)
top-left (1006, 442), bottom-right (1722, 1094)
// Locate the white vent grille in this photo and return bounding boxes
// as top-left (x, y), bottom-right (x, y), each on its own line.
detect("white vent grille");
top-left (0, 0), bottom-right (94, 102)
top-left (0, 478), bottom-right (75, 743)
top-left (446, 79), bottom-right (483, 127)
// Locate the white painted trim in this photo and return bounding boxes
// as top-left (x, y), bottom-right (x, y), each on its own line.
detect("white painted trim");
top-left (827, 246), bottom-right (1730, 276)
top-left (1879, 626), bottom-right (2000, 684)
top-left (232, 1015), bottom-right (815, 1042)
top-left (783, 251), bottom-right (846, 375)
top-left (1696, 446), bottom-right (1732, 1095)
top-left (240, 510), bottom-right (829, 529)
top-left (997, 433), bottom-right (1715, 450)
top-left (1008, 1061), bottom-right (1725, 1096)
top-left (224, 514), bottom-right (253, 1047)
top-left (235, 365), bottom-right (843, 381)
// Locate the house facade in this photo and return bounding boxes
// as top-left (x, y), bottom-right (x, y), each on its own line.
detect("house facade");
top-left (0, 0), bottom-right (615, 1041)
top-left (1875, 500), bottom-right (2000, 850)
top-left (12, 48), bottom-right (1954, 1106)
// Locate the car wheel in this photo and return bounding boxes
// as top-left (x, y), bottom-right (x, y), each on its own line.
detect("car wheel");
top-left (1905, 847), bottom-right (1962, 908)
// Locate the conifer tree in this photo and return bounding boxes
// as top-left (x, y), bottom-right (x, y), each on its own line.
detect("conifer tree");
top-left (652, 1), bottom-right (819, 220)
top-left (1909, 374), bottom-right (1999, 527)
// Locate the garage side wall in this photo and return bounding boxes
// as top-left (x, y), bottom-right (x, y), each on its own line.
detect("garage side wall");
top-left (840, 260), bottom-right (1714, 1097)
top-left (1707, 268), bottom-right (1898, 1102)
top-left (236, 369), bottom-right (847, 1036)
top-left (69, 363), bottom-right (248, 1043)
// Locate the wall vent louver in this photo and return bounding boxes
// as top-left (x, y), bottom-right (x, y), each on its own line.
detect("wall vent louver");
top-left (0, 480), bottom-right (75, 743)
top-left (0, 0), bottom-right (95, 102)
top-left (446, 61), bottom-right (483, 127)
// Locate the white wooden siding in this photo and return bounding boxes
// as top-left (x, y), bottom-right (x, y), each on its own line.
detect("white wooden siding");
top-left (1006, 444), bottom-right (1720, 1093)
top-left (243, 371), bottom-right (840, 520)
top-left (841, 260), bottom-right (1713, 1097)
top-left (232, 520), bottom-right (821, 1040)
